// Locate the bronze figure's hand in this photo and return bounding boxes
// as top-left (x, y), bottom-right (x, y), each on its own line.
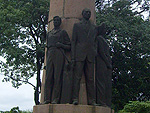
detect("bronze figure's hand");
top-left (71, 60), bottom-right (75, 67)
top-left (56, 42), bottom-right (63, 48)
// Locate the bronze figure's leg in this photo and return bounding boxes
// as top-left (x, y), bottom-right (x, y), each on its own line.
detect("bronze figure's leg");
top-left (51, 50), bottom-right (65, 104)
top-left (95, 57), bottom-right (107, 106)
top-left (72, 61), bottom-right (84, 105)
top-left (84, 59), bottom-right (95, 105)
top-left (105, 69), bottom-right (112, 107)
top-left (44, 53), bottom-right (54, 104)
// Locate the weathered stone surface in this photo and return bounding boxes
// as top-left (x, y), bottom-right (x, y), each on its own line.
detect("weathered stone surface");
top-left (49, 0), bottom-right (64, 18)
top-left (47, 0), bottom-right (95, 31)
top-left (64, 0), bottom-right (95, 20)
top-left (61, 18), bottom-right (79, 38)
top-left (95, 106), bottom-right (112, 113)
top-left (33, 104), bottom-right (49, 113)
top-left (33, 104), bottom-right (114, 113)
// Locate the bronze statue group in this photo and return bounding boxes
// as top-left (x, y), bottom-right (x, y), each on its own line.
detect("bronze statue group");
top-left (43, 8), bottom-right (112, 108)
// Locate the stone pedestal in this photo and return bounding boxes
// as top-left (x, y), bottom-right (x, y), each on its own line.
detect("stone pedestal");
top-left (33, 104), bottom-right (114, 113)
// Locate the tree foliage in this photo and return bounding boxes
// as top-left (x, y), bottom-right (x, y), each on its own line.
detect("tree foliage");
top-left (119, 101), bottom-right (150, 113)
top-left (96, 0), bottom-right (150, 111)
top-left (0, 0), bottom-right (49, 104)
top-left (96, 0), bottom-right (150, 15)
top-left (0, 106), bottom-right (32, 113)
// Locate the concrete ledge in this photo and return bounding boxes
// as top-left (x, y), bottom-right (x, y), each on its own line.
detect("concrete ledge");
top-left (33, 104), bottom-right (114, 113)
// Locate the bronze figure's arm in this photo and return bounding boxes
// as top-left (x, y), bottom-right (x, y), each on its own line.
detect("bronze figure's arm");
top-left (56, 30), bottom-right (71, 50)
top-left (97, 37), bottom-right (112, 69)
top-left (71, 23), bottom-right (77, 61)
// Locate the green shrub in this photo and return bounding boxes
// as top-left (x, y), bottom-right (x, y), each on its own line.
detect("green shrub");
top-left (119, 101), bottom-right (150, 113)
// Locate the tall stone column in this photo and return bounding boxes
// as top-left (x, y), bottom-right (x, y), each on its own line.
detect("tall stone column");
top-left (40, 0), bottom-right (96, 105)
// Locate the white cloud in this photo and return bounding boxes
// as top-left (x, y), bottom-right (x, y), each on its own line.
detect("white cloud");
top-left (0, 74), bottom-right (36, 111)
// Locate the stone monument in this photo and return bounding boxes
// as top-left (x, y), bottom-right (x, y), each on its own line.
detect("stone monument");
top-left (33, 0), bottom-right (114, 113)
top-left (40, 0), bottom-right (96, 105)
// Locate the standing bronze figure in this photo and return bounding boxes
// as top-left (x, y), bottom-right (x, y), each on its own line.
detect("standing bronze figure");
top-left (71, 8), bottom-right (97, 105)
top-left (96, 24), bottom-right (112, 107)
top-left (44, 16), bottom-right (70, 104)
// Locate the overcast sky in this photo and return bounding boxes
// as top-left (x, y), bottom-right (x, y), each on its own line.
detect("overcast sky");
top-left (0, 73), bottom-right (36, 111)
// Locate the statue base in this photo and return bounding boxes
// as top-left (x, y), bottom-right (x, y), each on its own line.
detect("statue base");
top-left (33, 104), bottom-right (114, 113)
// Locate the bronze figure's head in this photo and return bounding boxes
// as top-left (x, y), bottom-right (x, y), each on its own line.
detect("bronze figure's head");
top-left (82, 8), bottom-right (91, 20)
top-left (53, 16), bottom-right (62, 28)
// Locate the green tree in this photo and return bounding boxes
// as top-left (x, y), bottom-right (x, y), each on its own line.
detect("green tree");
top-left (96, 0), bottom-right (150, 111)
top-left (96, 0), bottom-right (150, 15)
top-left (1, 106), bottom-right (32, 113)
top-left (0, 0), bottom-right (49, 105)
top-left (119, 101), bottom-right (150, 113)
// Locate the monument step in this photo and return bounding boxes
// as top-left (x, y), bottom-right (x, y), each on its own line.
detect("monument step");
top-left (33, 104), bottom-right (114, 113)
